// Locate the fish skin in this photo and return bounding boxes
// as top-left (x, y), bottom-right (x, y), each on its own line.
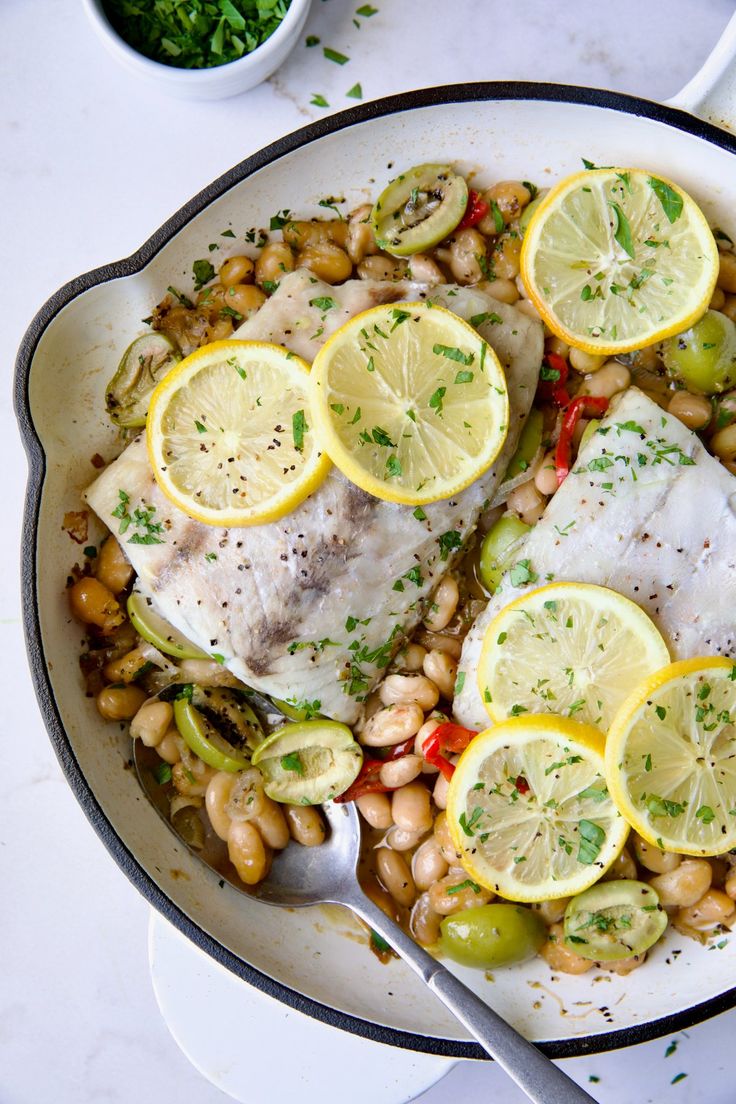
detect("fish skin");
top-left (453, 388), bottom-right (736, 730)
top-left (85, 271), bottom-right (542, 723)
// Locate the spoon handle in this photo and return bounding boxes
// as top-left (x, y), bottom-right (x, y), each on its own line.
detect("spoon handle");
top-left (348, 893), bottom-right (599, 1104)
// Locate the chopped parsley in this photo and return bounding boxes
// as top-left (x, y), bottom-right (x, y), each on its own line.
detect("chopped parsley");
top-left (433, 343), bottom-right (474, 365)
top-left (437, 530), bottom-right (462, 561)
top-left (648, 177), bottom-right (683, 223)
top-left (292, 409), bottom-right (308, 452)
top-left (323, 46), bottom-right (349, 64)
top-left (111, 490), bottom-right (165, 545)
top-left (281, 752), bottom-right (305, 775)
top-left (577, 819), bottom-right (605, 864)
top-left (509, 559), bottom-right (538, 586)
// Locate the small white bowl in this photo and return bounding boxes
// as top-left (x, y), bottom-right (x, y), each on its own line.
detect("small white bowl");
top-left (81, 0), bottom-right (313, 100)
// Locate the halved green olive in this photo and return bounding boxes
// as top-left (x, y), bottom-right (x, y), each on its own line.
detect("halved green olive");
top-left (502, 408), bottom-right (544, 482)
top-left (478, 514), bottom-right (531, 594)
top-left (371, 164), bottom-right (468, 257)
top-left (251, 720), bottom-right (363, 804)
top-left (173, 685), bottom-right (264, 773)
top-left (128, 591), bottom-right (208, 660)
top-left (440, 904), bottom-right (546, 969)
top-left (563, 880), bottom-right (667, 961)
top-left (106, 332), bottom-right (180, 427)
top-left (661, 309), bottom-right (736, 394)
top-left (578, 418), bottom-right (601, 452)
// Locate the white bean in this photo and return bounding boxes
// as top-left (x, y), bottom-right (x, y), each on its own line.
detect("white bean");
top-left (285, 804), bottom-right (326, 847)
top-left (130, 700), bottom-right (173, 748)
top-left (433, 771), bottom-right (451, 810)
top-left (356, 792), bottom-right (394, 829)
top-left (205, 772), bottom-right (235, 841)
top-left (392, 781), bottom-right (433, 832)
top-left (379, 675), bottom-right (439, 712)
top-left (360, 703), bottom-right (425, 747)
top-left (380, 754), bottom-right (422, 789)
top-left (422, 649), bottom-right (458, 699)
top-left (423, 576), bottom-right (459, 632)
top-left (412, 837), bottom-right (449, 890)
top-left (375, 847), bottom-right (416, 908)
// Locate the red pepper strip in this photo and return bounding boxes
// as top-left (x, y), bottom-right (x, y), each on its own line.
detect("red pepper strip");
top-left (536, 352), bottom-right (569, 405)
top-left (423, 734), bottom-right (457, 782)
top-left (430, 721), bottom-right (478, 754)
top-left (458, 189), bottom-right (489, 229)
top-left (383, 735), bottom-right (417, 761)
top-left (515, 775), bottom-right (530, 795)
top-left (554, 395), bottom-right (610, 486)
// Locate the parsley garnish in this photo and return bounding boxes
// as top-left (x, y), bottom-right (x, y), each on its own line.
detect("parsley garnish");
top-left (433, 343), bottom-right (474, 365)
top-left (608, 201), bottom-right (635, 259)
top-left (323, 46), bottom-right (349, 64)
top-left (437, 530), bottom-right (462, 561)
top-left (509, 559), bottom-right (538, 586)
top-left (311, 93), bottom-right (329, 108)
top-left (281, 752), bottom-right (304, 775)
top-left (648, 177), bottom-right (683, 223)
top-left (292, 409), bottom-right (308, 452)
top-left (192, 259), bottom-right (215, 289)
top-left (578, 819), bottom-right (605, 864)
top-left (346, 82), bottom-right (363, 99)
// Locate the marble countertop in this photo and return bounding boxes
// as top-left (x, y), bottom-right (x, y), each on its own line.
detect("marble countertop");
top-left (3, 1), bottom-right (736, 1101)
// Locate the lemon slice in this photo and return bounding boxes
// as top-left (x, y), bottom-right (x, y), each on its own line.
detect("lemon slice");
top-left (478, 582), bottom-right (670, 732)
top-left (605, 657), bottom-right (736, 856)
top-left (520, 168), bottom-right (718, 354)
top-left (309, 302), bottom-right (509, 505)
top-left (147, 340), bottom-right (330, 526)
top-left (446, 715), bottom-right (628, 901)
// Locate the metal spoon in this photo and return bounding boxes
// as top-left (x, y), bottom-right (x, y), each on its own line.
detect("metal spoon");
top-left (135, 744), bottom-right (598, 1104)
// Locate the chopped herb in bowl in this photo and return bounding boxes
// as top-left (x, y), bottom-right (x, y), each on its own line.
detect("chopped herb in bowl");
top-left (102, 0), bottom-right (293, 69)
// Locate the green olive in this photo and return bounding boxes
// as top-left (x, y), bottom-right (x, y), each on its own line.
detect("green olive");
top-left (478, 514), bottom-right (531, 593)
top-left (251, 720), bottom-right (363, 804)
top-left (440, 904), bottom-right (546, 969)
top-left (106, 332), bottom-right (180, 427)
top-left (128, 590), bottom-right (208, 660)
top-left (502, 408), bottom-right (543, 482)
top-left (172, 685), bottom-right (264, 773)
top-left (371, 164), bottom-right (468, 257)
top-left (563, 880), bottom-right (668, 961)
top-left (578, 418), bottom-right (601, 452)
top-left (661, 309), bottom-right (736, 394)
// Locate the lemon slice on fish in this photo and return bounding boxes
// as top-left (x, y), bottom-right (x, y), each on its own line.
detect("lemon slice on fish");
top-left (309, 302), bottom-right (509, 505)
top-left (147, 341), bottom-right (331, 527)
top-left (446, 715), bottom-right (628, 901)
top-left (605, 657), bottom-right (736, 856)
top-left (520, 168), bottom-right (718, 354)
top-left (478, 582), bottom-right (670, 731)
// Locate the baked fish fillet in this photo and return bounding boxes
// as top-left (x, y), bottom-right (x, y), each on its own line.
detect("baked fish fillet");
top-left (454, 387), bottom-right (736, 730)
top-left (85, 270), bottom-right (543, 723)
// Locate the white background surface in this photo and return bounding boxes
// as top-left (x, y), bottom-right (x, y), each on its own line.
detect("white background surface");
top-left (3, 1), bottom-right (736, 1101)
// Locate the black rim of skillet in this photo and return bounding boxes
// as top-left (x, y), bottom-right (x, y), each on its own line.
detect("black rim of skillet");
top-left (15, 81), bottom-right (736, 1061)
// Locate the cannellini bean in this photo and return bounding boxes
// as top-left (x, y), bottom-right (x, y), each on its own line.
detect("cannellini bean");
top-left (598, 954), bottom-right (646, 975)
top-left (219, 254), bottom-right (255, 287)
top-left (710, 286), bottom-right (726, 310)
top-left (96, 684), bottom-right (147, 721)
top-left (718, 251), bottom-right (736, 293)
top-left (602, 847), bottom-right (637, 882)
top-left (103, 645), bottom-right (153, 684)
top-left (379, 674), bottom-right (440, 711)
top-left (356, 792), bottom-right (393, 829)
top-left (375, 847), bottom-right (416, 908)
top-left (410, 892), bottom-right (442, 946)
top-left (479, 181), bottom-right (531, 229)
top-left (69, 577), bottom-right (124, 631)
top-left (449, 228), bottom-right (486, 285)
top-left (649, 859), bottom-right (712, 908)
top-left (208, 317), bottom-right (234, 341)
top-left (392, 781), bottom-right (433, 833)
top-left (255, 241), bottom-right (295, 287)
top-left (283, 219), bottom-right (349, 250)
top-left (721, 295), bottom-right (736, 322)
top-left (492, 234), bottom-right (522, 280)
top-left (356, 254), bottom-right (407, 281)
top-left (225, 767), bottom-right (266, 822)
top-left (222, 283), bottom-right (266, 317)
top-left (633, 834), bottom-right (681, 874)
top-left (429, 871), bottom-right (492, 915)
top-left (577, 361), bottom-right (631, 399)
top-left (545, 336), bottom-right (570, 359)
top-left (711, 423), bottom-right (736, 463)
top-left (346, 203), bottom-right (379, 263)
top-left (157, 729), bottom-right (184, 765)
top-left (380, 754), bottom-right (422, 789)
top-left (254, 795), bottom-right (290, 850)
top-left (725, 868), bottom-right (736, 900)
top-left (516, 298), bottom-right (541, 320)
top-left (415, 629), bottom-right (463, 659)
top-left (534, 452), bottom-right (559, 496)
top-left (172, 759), bottom-right (215, 797)
top-left (667, 390), bottom-right (712, 430)
top-left (569, 348), bottom-right (606, 374)
top-left (361, 703), bottom-right (425, 747)
top-left (130, 700), bottom-right (173, 748)
top-left (423, 576), bottom-right (459, 632)
top-left (412, 837), bottom-right (449, 890)
top-left (285, 804), bottom-right (326, 847)
top-left (480, 277), bottom-right (519, 304)
top-left (506, 479), bottom-right (546, 526)
top-left (414, 714), bottom-right (446, 765)
top-left (227, 821), bottom-right (269, 885)
top-left (407, 252), bottom-right (443, 285)
top-left (533, 898), bottom-right (570, 925)
top-left (384, 825), bottom-right (427, 851)
top-left (433, 811), bottom-right (460, 864)
top-left (676, 888), bottom-right (735, 931)
top-left (176, 659), bottom-right (243, 687)
top-left (205, 772), bottom-right (236, 840)
top-left (432, 771), bottom-right (451, 810)
top-left (395, 643), bottom-right (427, 672)
top-left (95, 537), bottom-right (133, 594)
top-left (540, 923), bottom-right (593, 974)
top-left (422, 649), bottom-right (457, 699)
top-left (298, 242), bottom-right (353, 283)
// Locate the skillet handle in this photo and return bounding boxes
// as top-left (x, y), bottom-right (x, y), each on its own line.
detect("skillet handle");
top-left (347, 891), bottom-right (600, 1104)
top-left (667, 9), bottom-right (736, 133)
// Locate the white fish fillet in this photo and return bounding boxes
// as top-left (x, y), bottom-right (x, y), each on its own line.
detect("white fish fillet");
top-left (454, 388), bottom-right (736, 730)
top-left (85, 270), bottom-right (543, 723)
